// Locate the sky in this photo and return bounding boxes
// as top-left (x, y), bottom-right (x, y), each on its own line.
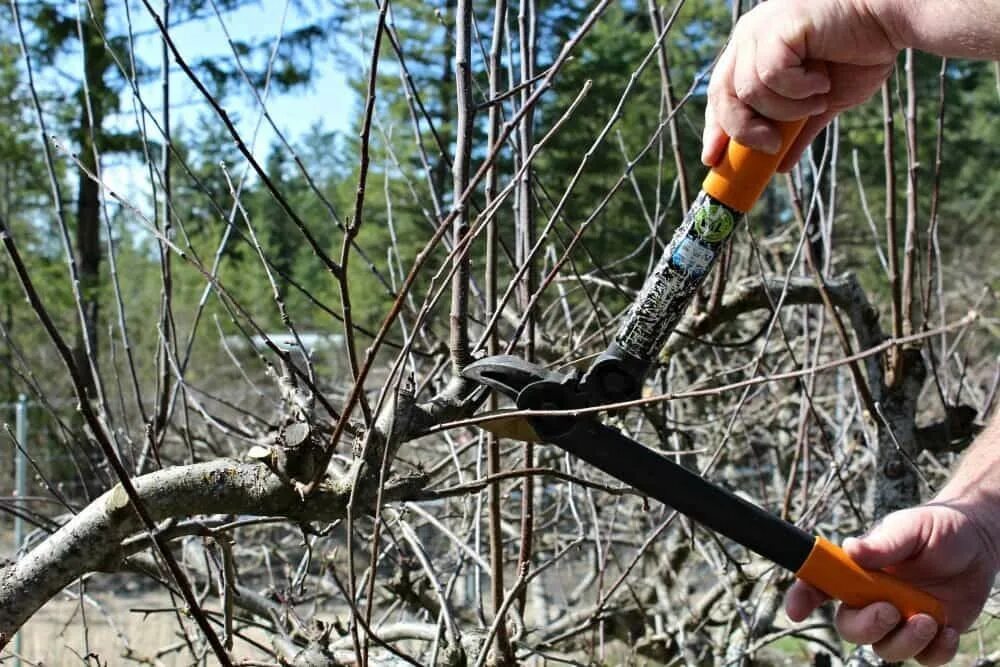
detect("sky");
top-left (98, 0), bottom-right (358, 199)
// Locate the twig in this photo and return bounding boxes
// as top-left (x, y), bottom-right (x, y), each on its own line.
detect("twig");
top-left (882, 80), bottom-right (904, 386)
top-left (473, 568), bottom-right (529, 667)
top-left (784, 175), bottom-right (876, 416)
top-left (418, 466), bottom-right (640, 501)
top-left (647, 0), bottom-right (690, 214)
top-left (398, 518), bottom-right (461, 646)
top-left (1, 213), bottom-right (233, 666)
top-left (303, 0), bottom-right (616, 497)
top-left (432, 311), bottom-right (979, 433)
top-left (475, 0), bottom-right (694, 354)
top-left (901, 48), bottom-right (919, 337)
top-left (139, 0), bottom-right (343, 282)
top-left (514, 0), bottom-right (538, 615)
top-left (922, 57), bottom-right (950, 408)
top-left (449, 0), bottom-right (476, 377)
top-left (484, 0), bottom-right (513, 659)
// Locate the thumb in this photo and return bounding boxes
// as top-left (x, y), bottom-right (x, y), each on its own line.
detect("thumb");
top-left (844, 510), bottom-right (927, 571)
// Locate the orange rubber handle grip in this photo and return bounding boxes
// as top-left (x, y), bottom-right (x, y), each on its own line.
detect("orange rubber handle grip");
top-left (702, 119), bottom-right (807, 213)
top-left (796, 536), bottom-right (947, 625)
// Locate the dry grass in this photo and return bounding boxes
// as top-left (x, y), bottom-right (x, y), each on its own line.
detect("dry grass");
top-left (3, 522), bottom-right (998, 667)
top-left (9, 589), bottom-right (272, 666)
top-left (7, 589), bottom-right (1000, 665)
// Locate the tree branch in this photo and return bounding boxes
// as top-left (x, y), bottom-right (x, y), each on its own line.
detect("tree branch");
top-left (0, 459), bottom-right (425, 640)
top-left (663, 274), bottom-right (884, 359)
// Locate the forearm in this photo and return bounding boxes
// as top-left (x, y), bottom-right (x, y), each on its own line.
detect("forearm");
top-left (935, 408), bottom-right (1000, 552)
top-left (873, 0), bottom-right (1000, 59)
top-left (939, 409), bottom-right (1000, 496)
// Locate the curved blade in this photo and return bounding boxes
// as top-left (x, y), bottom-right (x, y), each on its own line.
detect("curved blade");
top-left (461, 355), bottom-right (566, 400)
top-left (462, 355), bottom-right (570, 443)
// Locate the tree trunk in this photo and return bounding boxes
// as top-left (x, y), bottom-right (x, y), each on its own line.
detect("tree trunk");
top-left (73, 0), bottom-right (109, 400)
top-left (872, 348), bottom-right (927, 518)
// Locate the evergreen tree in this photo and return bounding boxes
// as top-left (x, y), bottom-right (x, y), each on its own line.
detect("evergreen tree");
top-left (4, 0), bottom-right (336, 396)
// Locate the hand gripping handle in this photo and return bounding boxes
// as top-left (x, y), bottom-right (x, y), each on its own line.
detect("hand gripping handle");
top-left (796, 536), bottom-right (948, 625)
top-left (702, 118), bottom-right (807, 213)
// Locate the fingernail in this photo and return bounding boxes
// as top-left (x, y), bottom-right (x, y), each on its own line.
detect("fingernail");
top-left (810, 75), bottom-right (831, 94)
top-left (912, 615), bottom-right (938, 641)
top-left (761, 135), bottom-right (781, 155)
top-left (875, 604), bottom-right (901, 629)
top-left (809, 95), bottom-right (828, 115)
top-left (941, 627), bottom-right (960, 645)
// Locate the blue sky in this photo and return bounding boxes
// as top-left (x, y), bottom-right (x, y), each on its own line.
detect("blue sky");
top-left (101, 0), bottom-right (357, 197)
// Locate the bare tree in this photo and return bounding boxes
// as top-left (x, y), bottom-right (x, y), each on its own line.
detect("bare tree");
top-left (1, 1), bottom-right (995, 666)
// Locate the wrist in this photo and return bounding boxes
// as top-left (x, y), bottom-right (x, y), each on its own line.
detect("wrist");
top-left (934, 484), bottom-right (1000, 572)
top-left (854, 0), bottom-right (914, 51)
top-left (858, 0), bottom-right (1000, 60)
top-left (932, 411), bottom-right (1000, 568)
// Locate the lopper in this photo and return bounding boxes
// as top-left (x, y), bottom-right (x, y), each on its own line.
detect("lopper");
top-left (462, 119), bottom-right (947, 624)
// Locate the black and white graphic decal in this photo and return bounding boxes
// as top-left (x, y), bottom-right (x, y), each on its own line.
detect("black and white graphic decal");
top-left (614, 192), bottom-right (741, 361)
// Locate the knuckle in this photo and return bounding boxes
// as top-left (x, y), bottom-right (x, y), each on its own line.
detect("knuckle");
top-left (733, 79), bottom-right (763, 106)
top-left (841, 605), bottom-right (902, 645)
top-left (714, 101), bottom-right (746, 136)
top-left (874, 604), bottom-right (903, 632)
top-left (731, 14), bottom-right (751, 35)
top-left (757, 64), bottom-right (783, 90)
top-left (707, 79), bottom-right (722, 100)
top-left (728, 126), bottom-right (757, 148)
top-left (834, 609), bottom-right (872, 644)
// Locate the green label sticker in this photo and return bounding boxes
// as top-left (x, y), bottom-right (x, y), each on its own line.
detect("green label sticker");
top-left (693, 201), bottom-right (735, 243)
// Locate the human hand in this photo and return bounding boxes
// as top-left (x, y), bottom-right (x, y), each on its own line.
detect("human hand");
top-left (786, 503), bottom-right (1000, 666)
top-left (702, 0), bottom-right (903, 172)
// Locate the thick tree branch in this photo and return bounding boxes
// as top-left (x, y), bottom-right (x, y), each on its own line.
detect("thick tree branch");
top-left (663, 274), bottom-right (884, 359)
top-left (0, 459), bottom-right (425, 640)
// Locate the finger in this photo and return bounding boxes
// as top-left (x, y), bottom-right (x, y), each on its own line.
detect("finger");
top-left (915, 626), bottom-right (961, 667)
top-left (845, 512), bottom-right (926, 571)
top-left (785, 580), bottom-right (829, 622)
top-left (777, 111), bottom-right (837, 172)
top-left (824, 61), bottom-right (894, 110)
top-left (834, 602), bottom-right (902, 645)
top-left (711, 83), bottom-right (781, 154)
top-left (872, 614), bottom-right (939, 663)
top-left (701, 103), bottom-right (727, 167)
top-left (708, 44), bottom-right (781, 154)
top-left (756, 44), bottom-right (831, 100)
top-left (733, 39), bottom-right (828, 121)
top-left (703, 45), bottom-right (734, 165)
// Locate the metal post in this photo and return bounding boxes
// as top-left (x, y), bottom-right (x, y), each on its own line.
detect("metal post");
top-left (13, 394), bottom-right (27, 667)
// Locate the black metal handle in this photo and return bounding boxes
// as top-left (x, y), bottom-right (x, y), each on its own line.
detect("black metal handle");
top-left (535, 413), bottom-right (815, 573)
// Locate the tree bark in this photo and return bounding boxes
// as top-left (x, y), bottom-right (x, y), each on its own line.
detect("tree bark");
top-left (0, 459), bottom-right (424, 642)
top-left (73, 0), bottom-right (110, 400)
top-left (871, 348), bottom-right (926, 518)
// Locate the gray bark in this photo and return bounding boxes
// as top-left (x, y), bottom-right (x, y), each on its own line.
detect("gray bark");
top-left (871, 348), bottom-right (926, 518)
top-left (0, 459), bottom-right (424, 641)
top-left (664, 274), bottom-right (880, 357)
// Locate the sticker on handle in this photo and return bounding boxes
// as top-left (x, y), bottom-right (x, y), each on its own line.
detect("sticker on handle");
top-left (796, 536), bottom-right (947, 626)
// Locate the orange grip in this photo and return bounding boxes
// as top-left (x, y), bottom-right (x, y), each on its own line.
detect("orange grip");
top-left (796, 536), bottom-right (947, 626)
top-left (702, 119), bottom-right (807, 213)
